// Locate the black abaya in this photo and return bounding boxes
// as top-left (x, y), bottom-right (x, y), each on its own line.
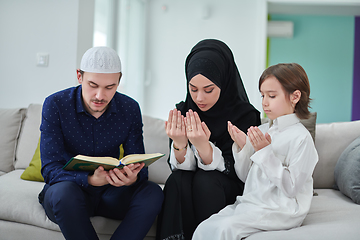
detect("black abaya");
top-left (156, 39), bottom-right (261, 240)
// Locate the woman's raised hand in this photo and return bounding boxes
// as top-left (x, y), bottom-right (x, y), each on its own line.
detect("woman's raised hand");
top-left (185, 109), bottom-right (211, 150)
top-left (228, 121), bottom-right (247, 149)
top-left (165, 109), bottom-right (188, 149)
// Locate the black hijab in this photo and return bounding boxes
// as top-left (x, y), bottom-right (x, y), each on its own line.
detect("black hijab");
top-left (176, 39), bottom-right (260, 144)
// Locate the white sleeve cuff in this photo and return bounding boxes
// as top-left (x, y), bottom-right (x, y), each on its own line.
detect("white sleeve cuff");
top-left (169, 142), bottom-right (196, 171)
top-left (195, 142), bottom-right (225, 172)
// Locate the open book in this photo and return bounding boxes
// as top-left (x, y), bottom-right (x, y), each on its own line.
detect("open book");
top-left (63, 153), bottom-right (165, 172)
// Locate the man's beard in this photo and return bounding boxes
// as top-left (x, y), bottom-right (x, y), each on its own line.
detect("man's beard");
top-left (88, 99), bottom-right (108, 113)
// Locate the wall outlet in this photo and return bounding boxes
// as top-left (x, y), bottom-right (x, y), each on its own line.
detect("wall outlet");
top-left (37, 53), bottom-right (49, 67)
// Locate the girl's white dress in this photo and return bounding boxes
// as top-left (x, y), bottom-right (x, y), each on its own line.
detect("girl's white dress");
top-left (192, 114), bottom-right (318, 240)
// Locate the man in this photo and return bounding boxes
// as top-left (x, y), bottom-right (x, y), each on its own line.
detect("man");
top-left (38, 47), bottom-right (163, 240)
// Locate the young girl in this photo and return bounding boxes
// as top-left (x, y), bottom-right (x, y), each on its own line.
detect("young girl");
top-left (192, 63), bottom-right (319, 240)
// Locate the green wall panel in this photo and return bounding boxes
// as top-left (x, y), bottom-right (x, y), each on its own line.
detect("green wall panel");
top-left (269, 15), bottom-right (354, 123)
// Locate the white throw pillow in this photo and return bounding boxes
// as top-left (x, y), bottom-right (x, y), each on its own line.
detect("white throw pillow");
top-left (143, 115), bottom-right (171, 184)
top-left (0, 108), bottom-right (25, 174)
top-left (15, 104), bottom-right (42, 169)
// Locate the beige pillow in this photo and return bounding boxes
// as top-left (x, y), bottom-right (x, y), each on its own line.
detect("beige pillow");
top-left (0, 108), bottom-right (26, 174)
top-left (143, 115), bottom-right (171, 184)
top-left (15, 104), bottom-right (42, 169)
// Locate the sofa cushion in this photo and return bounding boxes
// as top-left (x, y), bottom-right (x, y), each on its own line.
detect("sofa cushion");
top-left (246, 189), bottom-right (360, 240)
top-left (0, 108), bottom-right (26, 175)
top-left (313, 120), bottom-right (360, 189)
top-left (0, 170), bottom-right (112, 233)
top-left (21, 139), bottom-right (44, 182)
top-left (0, 170), bottom-right (157, 237)
top-left (334, 136), bottom-right (360, 204)
top-left (143, 115), bottom-right (171, 184)
top-left (0, 170), bottom-right (59, 231)
top-left (15, 104), bottom-right (42, 169)
top-left (299, 112), bottom-right (317, 141)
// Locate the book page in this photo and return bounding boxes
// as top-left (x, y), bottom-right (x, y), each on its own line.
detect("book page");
top-left (121, 153), bottom-right (164, 165)
top-left (74, 155), bottom-right (120, 166)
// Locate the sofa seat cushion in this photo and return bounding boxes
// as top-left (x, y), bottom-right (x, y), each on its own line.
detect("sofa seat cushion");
top-left (0, 170), bottom-right (59, 231)
top-left (246, 189), bottom-right (360, 240)
top-left (0, 170), bottom-right (157, 237)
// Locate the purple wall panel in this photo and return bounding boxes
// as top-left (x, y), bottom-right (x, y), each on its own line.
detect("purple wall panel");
top-left (352, 16), bottom-right (360, 121)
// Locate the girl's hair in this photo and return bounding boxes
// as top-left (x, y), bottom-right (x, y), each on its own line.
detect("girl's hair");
top-left (259, 63), bottom-right (311, 119)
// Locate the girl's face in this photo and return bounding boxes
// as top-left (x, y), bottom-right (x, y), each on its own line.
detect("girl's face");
top-left (189, 74), bottom-right (221, 112)
top-left (260, 76), bottom-right (295, 120)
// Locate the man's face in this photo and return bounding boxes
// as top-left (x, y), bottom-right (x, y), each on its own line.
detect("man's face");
top-left (77, 70), bottom-right (121, 118)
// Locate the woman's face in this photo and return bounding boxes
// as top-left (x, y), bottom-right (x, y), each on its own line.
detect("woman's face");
top-left (189, 74), bottom-right (221, 112)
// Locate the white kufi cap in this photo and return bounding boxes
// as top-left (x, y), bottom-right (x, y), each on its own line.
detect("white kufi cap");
top-left (80, 46), bottom-right (121, 73)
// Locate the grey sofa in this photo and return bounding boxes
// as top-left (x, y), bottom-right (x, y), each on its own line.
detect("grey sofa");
top-left (1, 104), bottom-right (360, 240)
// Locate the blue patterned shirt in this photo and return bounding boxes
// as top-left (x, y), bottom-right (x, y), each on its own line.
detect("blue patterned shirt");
top-left (40, 85), bottom-right (146, 187)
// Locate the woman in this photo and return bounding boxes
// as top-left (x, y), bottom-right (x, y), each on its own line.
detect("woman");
top-left (156, 39), bottom-right (260, 240)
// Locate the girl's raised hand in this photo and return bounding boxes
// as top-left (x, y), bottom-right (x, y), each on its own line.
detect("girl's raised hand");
top-left (247, 126), bottom-right (271, 152)
top-left (228, 121), bottom-right (247, 149)
top-left (165, 109), bottom-right (188, 150)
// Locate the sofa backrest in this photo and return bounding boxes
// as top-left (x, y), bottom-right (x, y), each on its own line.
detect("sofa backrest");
top-left (9, 104), bottom-right (171, 184)
top-left (3, 104), bottom-right (360, 189)
top-left (313, 120), bottom-right (360, 189)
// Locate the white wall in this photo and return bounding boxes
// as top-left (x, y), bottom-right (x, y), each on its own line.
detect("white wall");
top-left (0, 0), bottom-right (268, 118)
top-left (1, 0), bottom-right (357, 120)
top-left (0, 0), bottom-right (94, 109)
top-left (138, 0), bottom-right (359, 120)
top-left (141, 0), bottom-right (267, 120)
top-left (0, 0), bottom-right (268, 119)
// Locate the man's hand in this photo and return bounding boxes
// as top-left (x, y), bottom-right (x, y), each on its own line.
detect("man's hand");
top-left (88, 166), bottom-right (109, 186)
top-left (106, 162), bottom-right (145, 187)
